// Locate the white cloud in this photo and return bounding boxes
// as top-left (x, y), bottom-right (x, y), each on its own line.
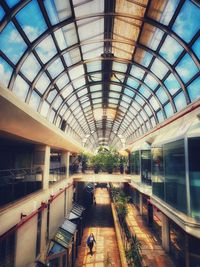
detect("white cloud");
top-left (9, 30), bottom-right (24, 44)
top-left (35, 36), bottom-right (57, 63)
top-left (0, 63), bottom-right (11, 87)
top-left (23, 25), bottom-right (39, 40)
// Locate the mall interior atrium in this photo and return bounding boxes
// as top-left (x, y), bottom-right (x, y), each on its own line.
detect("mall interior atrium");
top-left (0, 0), bottom-right (200, 266)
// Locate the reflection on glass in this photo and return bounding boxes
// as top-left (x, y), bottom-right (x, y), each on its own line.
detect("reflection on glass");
top-left (0, 57), bottom-right (13, 87)
top-left (164, 139), bottom-right (187, 213)
top-left (188, 138), bottom-right (200, 220)
top-left (130, 151), bottom-right (140, 175)
top-left (174, 91), bottom-right (187, 112)
top-left (141, 150), bottom-right (151, 185)
top-left (152, 147), bottom-right (164, 200)
top-left (170, 221), bottom-right (185, 266)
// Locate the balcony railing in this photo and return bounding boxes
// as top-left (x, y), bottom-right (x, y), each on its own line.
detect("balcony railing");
top-left (0, 167), bottom-right (43, 207)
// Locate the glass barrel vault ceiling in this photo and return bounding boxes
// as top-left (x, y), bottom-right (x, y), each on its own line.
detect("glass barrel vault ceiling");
top-left (0, 0), bottom-right (200, 151)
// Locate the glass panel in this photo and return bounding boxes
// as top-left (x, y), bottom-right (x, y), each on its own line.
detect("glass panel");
top-left (170, 221), bottom-right (185, 266)
top-left (187, 77), bottom-right (200, 102)
top-left (74, 0), bottom-right (104, 17)
top-left (44, 0), bottom-right (59, 25)
top-left (29, 90), bottom-right (41, 110)
top-left (53, 0), bottom-right (72, 22)
top-left (140, 23), bottom-right (164, 51)
top-left (152, 147), bottom-right (164, 200)
top-left (0, 22), bottom-right (27, 64)
top-left (176, 53), bottom-right (199, 84)
top-left (53, 96), bottom-right (63, 110)
top-left (141, 150), bottom-right (151, 185)
top-left (144, 74), bottom-right (158, 90)
top-left (174, 91), bottom-right (187, 112)
top-left (62, 23), bottom-right (78, 47)
top-left (15, 0), bottom-right (47, 42)
top-left (63, 48), bottom-right (81, 66)
top-left (134, 49), bottom-right (153, 67)
top-left (0, 57), bottom-right (13, 87)
top-left (124, 88), bottom-right (134, 98)
top-left (40, 101), bottom-right (50, 118)
top-left (21, 53), bottom-right (41, 82)
top-left (73, 78), bottom-right (86, 89)
top-left (151, 58), bottom-right (169, 80)
top-left (188, 137), bottom-right (200, 220)
top-left (130, 66), bottom-right (145, 80)
top-left (0, 5), bottom-right (5, 21)
top-left (61, 85), bottom-right (73, 98)
top-left (149, 97), bottom-right (160, 111)
top-left (49, 109), bottom-right (56, 123)
top-left (164, 102), bottom-right (174, 118)
top-left (56, 74), bottom-right (69, 89)
top-left (139, 86), bottom-right (151, 99)
top-left (47, 58), bottom-right (64, 79)
top-left (35, 73), bottom-right (50, 95)
top-left (159, 36), bottom-right (184, 64)
top-left (192, 37), bottom-right (200, 60)
top-left (172, 0), bottom-right (200, 43)
top-left (156, 87), bottom-right (168, 104)
top-left (13, 76), bottom-right (29, 101)
top-left (148, 0), bottom-right (179, 26)
top-left (47, 89), bottom-right (57, 103)
top-left (54, 29), bottom-right (67, 50)
top-left (164, 73), bottom-right (180, 95)
top-left (78, 18), bottom-right (103, 41)
top-left (164, 139), bottom-right (187, 213)
top-left (157, 110), bottom-right (164, 123)
top-left (87, 61), bottom-right (101, 72)
top-left (130, 151), bottom-right (140, 175)
top-left (5, 0), bottom-right (20, 8)
top-left (35, 36), bottom-right (57, 63)
top-left (112, 62), bottom-right (127, 73)
top-left (68, 65), bottom-right (84, 80)
top-left (127, 78), bottom-right (139, 89)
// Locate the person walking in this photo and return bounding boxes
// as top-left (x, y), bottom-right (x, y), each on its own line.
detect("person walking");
top-left (86, 233), bottom-right (96, 255)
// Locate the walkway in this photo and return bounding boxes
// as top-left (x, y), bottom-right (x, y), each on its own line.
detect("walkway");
top-left (75, 188), bottom-right (121, 267)
top-left (126, 203), bottom-right (175, 267)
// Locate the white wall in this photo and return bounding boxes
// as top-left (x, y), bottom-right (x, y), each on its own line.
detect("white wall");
top-left (15, 216), bottom-right (37, 267)
top-left (49, 193), bottom-right (65, 239)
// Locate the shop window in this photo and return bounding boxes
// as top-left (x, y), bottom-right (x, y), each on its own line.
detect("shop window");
top-left (164, 139), bottom-right (187, 213)
top-left (36, 210), bottom-right (42, 257)
top-left (152, 147), bottom-right (164, 200)
top-left (141, 150), bottom-right (151, 185)
top-left (0, 231), bottom-right (16, 267)
top-left (188, 137), bottom-right (200, 220)
top-left (169, 221), bottom-right (186, 266)
top-left (130, 151), bottom-right (140, 175)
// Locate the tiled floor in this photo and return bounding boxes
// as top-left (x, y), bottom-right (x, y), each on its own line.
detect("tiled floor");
top-left (126, 204), bottom-right (175, 267)
top-left (74, 188), bottom-right (121, 267)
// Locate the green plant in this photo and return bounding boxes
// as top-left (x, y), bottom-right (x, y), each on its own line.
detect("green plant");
top-left (126, 235), bottom-right (142, 267)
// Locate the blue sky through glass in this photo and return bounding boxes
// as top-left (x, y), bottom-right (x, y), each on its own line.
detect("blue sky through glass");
top-left (176, 53), bottom-right (199, 84)
top-left (0, 5), bottom-right (5, 21)
top-left (16, 0), bottom-right (47, 42)
top-left (6, 0), bottom-right (20, 8)
top-left (0, 22), bottom-right (27, 64)
top-left (172, 0), bottom-right (200, 43)
top-left (192, 37), bottom-right (200, 60)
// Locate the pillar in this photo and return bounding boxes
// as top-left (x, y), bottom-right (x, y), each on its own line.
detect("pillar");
top-left (61, 151), bottom-right (70, 179)
top-left (34, 145), bottom-right (50, 190)
top-left (139, 193), bottom-right (143, 215)
top-left (161, 213), bottom-right (170, 252)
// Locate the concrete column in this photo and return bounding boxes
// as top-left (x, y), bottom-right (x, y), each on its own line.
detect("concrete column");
top-left (161, 213), bottom-right (170, 252)
top-left (139, 193), bottom-right (143, 215)
top-left (61, 151), bottom-right (70, 179)
top-left (34, 145), bottom-right (50, 190)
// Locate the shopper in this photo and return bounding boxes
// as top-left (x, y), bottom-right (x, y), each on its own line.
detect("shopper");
top-left (86, 233), bottom-right (96, 255)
